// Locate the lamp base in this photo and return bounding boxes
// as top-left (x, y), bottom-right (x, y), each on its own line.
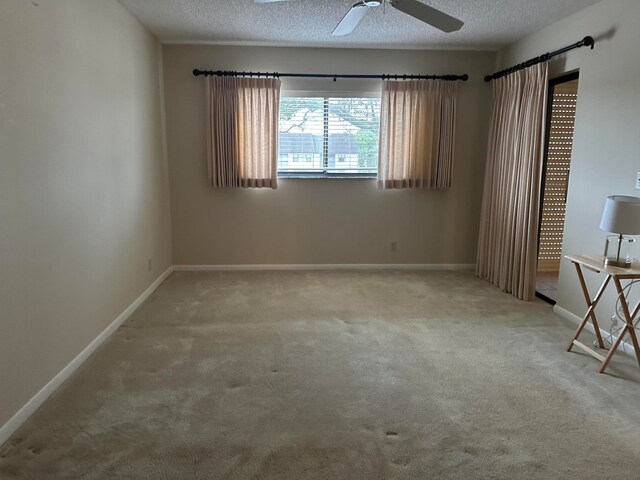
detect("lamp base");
top-left (604, 257), bottom-right (632, 268)
top-left (603, 234), bottom-right (635, 269)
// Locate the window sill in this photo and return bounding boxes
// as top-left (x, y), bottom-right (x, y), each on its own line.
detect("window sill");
top-left (278, 174), bottom-right (377, 180)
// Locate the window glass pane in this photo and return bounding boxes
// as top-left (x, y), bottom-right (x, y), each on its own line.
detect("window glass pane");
top-left (278, 96), bottom-right (380, 175)
top-left (279, 97), bottom-right (325, 173)
top-left (327, 97), bottom-right (380, 174)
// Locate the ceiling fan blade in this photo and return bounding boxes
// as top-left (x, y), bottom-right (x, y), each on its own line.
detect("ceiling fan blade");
top-left (332, 3), bottom-right (370, 36)
top-left (390, 0), bottom-right (463, 33)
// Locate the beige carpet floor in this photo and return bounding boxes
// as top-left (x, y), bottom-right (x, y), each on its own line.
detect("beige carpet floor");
top-left (2, 270), bottom-right (640, 479)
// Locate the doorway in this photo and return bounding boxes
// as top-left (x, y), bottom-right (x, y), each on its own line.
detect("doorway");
top-left (536, 73), bottom-right (579, 305)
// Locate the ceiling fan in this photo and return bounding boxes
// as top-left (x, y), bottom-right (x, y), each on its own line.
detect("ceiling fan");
top-left (254, 0), bottom-right (463, 36)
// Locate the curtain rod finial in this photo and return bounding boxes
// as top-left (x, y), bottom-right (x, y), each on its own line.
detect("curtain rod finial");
top-left (193, 69), bottom-right (201, 76)
top-left (461, 74), bottom-right (469, 81)
top-left (583, 35), bottom-right (595, 49)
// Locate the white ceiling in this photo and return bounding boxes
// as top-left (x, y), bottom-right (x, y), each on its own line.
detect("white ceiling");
top-left (118, 0), bottom-right (600, 49)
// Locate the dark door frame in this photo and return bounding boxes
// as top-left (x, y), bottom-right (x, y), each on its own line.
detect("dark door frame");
top-left (535, 71), bottom-right (580, 305)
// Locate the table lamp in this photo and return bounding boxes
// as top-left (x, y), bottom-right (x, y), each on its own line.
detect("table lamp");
top-left (599, 195), bottom-right (640, 268)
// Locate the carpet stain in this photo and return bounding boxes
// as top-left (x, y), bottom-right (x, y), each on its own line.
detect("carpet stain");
top-left (27, 444), bottom-right (44, 455)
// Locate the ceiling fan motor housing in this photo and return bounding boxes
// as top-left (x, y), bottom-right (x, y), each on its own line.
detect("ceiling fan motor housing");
top-left (363, 1), bottom-right (382, 7)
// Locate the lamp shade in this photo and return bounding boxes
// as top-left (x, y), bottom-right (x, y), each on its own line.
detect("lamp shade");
top-left (599, 195), bottom-right (640, 234)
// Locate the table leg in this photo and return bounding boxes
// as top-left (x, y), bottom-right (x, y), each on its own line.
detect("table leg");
top-left (626, 300), bottom-right (640, 366)
top-left (567, 262), bottom-right (608, 352)
top-left (600, 277), bottom-right (640, 373)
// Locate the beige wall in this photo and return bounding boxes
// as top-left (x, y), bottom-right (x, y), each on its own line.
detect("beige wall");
top-left (163, 45), bottom-right (495, 265)
top-left (500, 0), bottom-right (640, 326)
top-left (0, 0), bottom-right (172, 427)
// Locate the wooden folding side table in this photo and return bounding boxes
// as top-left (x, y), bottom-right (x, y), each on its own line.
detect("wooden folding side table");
top-left (565, 254), bottom-right (640, 373)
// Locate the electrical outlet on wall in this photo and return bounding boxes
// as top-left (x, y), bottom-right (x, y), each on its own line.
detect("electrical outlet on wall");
top-left (635, 172), bottom-right (640, 190)
top-left (390, 241), bottom-right (398, 253)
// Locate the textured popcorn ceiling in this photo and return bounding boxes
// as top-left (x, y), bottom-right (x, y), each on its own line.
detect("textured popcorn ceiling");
top-left (117, 0), bottom-right (600, 49)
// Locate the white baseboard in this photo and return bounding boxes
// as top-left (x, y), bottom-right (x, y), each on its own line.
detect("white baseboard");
top-left (553, 305), bottom-right (635, 359)
top-left (0, 266), bottom-right (174, 447)
top-left (173, 263), bottom-right (476, 272)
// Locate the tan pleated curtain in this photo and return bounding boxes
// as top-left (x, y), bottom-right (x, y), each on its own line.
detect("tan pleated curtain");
top-left (476, 63), bottom-right (549, 301)
top-left (378, 80), bottom-right (458, 189)
top-left (206, 76), bottom-right (281, 189)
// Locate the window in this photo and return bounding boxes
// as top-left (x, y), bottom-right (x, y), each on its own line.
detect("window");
top-left (278, 96), bottom-right (381, 177)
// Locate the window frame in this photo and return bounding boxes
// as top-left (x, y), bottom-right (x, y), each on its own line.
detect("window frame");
top-left (278, 90), bottom-right (382, 179)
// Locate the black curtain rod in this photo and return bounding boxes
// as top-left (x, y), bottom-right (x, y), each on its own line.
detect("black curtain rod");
top-left (193, 69), bottom-right (469, 82)
top-left (484, 35), bottom-right (595, 82)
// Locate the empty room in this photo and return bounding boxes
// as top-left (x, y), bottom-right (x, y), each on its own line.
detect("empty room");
top-left (2, 0), bottom-right (640, 478)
